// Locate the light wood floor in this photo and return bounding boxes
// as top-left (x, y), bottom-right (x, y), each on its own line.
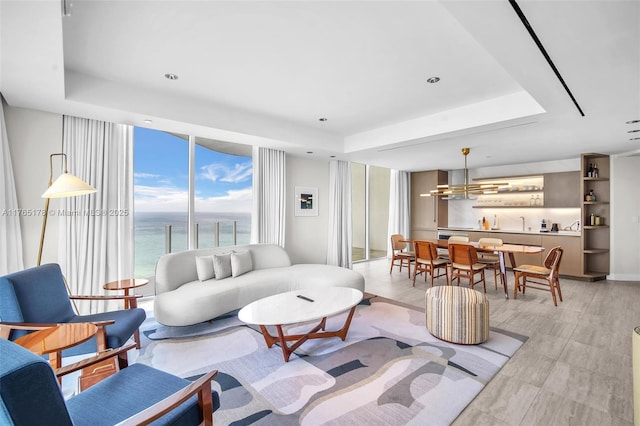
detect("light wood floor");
top-left (353, 258), bottom-right (639, 425)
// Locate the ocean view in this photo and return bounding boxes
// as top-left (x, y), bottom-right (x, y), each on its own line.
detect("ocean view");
top-left (135, 211), bottom-right (251, 278)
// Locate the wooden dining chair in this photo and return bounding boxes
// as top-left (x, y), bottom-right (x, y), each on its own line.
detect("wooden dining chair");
top-left (439, 235), bottom-right (469, 259)
top-left (448, 243), bottom-right (487, 292)
top-left (389, 234), bottom-right (415, 277)
top-left (513, 246), bottom-right (564, 306)
top-left (477, 237), bottom-right (504, 290)
top-left (412, 240), bottom-right (448, 287)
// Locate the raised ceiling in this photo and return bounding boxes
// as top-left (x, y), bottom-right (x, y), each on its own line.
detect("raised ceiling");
top-left (1, 0), bottom-right (638, 171)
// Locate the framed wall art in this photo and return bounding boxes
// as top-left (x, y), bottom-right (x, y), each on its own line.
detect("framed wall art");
top-left (294, 186), bottom-right (318, 216)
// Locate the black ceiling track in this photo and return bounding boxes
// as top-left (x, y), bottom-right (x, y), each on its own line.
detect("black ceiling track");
top-left (509, 0), bottom-right (585, 117)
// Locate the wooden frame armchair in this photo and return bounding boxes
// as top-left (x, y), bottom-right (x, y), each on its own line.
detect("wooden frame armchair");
top-left (513, 246), bottom-right (564, 306)
top-left (0, 339), bottom-right (219, 426)
top-left (477, 237), bottom-right (505, 290)
top-left (412, 240), bottom-right (448, 287)
top-left (390, 234), bottom-right (415, 277)
top-left (0, 264), bottom-right (146, 356)
top-left (448, 243), bottom-right (487, 292)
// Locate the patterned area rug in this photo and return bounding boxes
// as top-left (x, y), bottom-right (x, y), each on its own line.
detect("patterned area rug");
top-left (137, 295), bottom-right (526, 425)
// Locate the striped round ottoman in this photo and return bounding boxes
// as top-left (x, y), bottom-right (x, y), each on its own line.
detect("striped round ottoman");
top-left (425, 286), bottom-right (490, 344)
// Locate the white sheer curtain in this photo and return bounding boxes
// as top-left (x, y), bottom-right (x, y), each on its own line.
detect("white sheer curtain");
top-left (0, 98), bottom-right (24, 274)
top-left (250, 146), bottom-right (286, 246)
top-left (387, 169), bottom-right (411, 257)
top-left (327, 160), bottom-right (352, 268)
top-left (58, 116), bottom-right (133, 314)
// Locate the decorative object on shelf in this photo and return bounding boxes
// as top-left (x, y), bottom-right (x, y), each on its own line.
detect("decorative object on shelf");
top-left (586, 163), bottom-right (600, 178)
top-left (420, 148), bottom-right (508, 199)
top-left (38, 152), bottom-right (96, 266)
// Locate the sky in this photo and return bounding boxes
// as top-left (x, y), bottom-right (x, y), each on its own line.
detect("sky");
top-left (133, 127), bottom-right (252, 213)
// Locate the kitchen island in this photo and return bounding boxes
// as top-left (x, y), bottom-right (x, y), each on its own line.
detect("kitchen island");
top-left (437, 227), bottom-right (581, 278)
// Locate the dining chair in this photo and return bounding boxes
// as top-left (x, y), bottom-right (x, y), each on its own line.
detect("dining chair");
top-left (513, 246), bottom-right (564, 306)
top-left (448, 243), bottom-right (487, 292)
top-left (412, 240), bottom-right (448, 287)
top-left (477, 237), bottom-right (504, 290)
top-left (0, 339), bottom-right (219, 426)
top-left (440, 235), bottom-right (470, 259)
top-left (448, 235), bottom-right (470, 244)
top-left (389, 234), bottom-right (415, 277)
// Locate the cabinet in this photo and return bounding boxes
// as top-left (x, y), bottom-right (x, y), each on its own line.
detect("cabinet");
top-left (466, 231), bottom-right (581, 278)
top-left (580, 153), bottom-right (610, 280)
top-left (544, 171), bottom-right (580, 207)
top-left (542, 234), bottom-right (582, 277)
top-left (411, 170), bottom-right (448, 239)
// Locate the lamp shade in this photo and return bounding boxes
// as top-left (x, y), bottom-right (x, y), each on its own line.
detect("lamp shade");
top-left (41, 172), bottom-right (96, 198)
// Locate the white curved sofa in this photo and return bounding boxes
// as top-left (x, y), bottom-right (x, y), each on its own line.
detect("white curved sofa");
top-left (154, 244), bottom-right (365, 326)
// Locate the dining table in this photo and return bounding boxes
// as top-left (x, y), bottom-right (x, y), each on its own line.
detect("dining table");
top-left (434, 239), bottom-right (544, 299)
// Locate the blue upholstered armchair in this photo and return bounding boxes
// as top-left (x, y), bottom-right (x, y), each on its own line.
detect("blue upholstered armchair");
top-left (0, 264), bottom-right (146, 356)
top-left (0, 339), bottom-right (219, 425)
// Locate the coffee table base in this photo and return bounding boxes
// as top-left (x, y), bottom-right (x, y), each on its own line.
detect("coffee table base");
top-left (258, 306), bottom-right (357, 362)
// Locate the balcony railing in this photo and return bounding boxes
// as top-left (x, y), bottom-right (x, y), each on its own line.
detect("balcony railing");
top-left (164, 221), bottom-right (238, 254)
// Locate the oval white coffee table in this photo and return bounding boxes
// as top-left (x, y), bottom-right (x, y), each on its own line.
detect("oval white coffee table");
top-left (238, 287), bottom-right (363, 362)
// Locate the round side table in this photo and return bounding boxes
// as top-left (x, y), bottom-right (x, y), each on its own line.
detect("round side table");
top-left (103, 278), bottom-right (148, 348)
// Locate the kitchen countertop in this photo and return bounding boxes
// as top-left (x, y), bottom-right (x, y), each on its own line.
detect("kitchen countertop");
top-left (438, 227), bottom-right (581, 237)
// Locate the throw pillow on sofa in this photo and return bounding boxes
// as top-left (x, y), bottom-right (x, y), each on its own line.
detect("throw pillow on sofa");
top-left (195, 255), bottom-right (216, 281)
top-left (212, 252), bottom-right (233, 280)
top-left (231, 250), bottom-right (253, 277)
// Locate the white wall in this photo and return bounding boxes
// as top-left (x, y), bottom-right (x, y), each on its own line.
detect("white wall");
top-left (285, 155), bottom-right (330, 264)
top-left (3, 102), bottom-right (62, 267)
top-left (610, 155), bottom-right (640, 281)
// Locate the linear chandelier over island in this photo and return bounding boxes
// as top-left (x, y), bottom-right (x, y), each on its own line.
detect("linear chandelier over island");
top-left (420, 147), bottom-right (508, 199)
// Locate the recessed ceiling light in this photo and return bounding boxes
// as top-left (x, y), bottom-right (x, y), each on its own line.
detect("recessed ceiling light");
top-left (164, 73), bottom-right (179, 80)
top-left (319, 118), bottom-right (328, 122)
top-left (143, 119), bottom-right (152, 124)
top-left (626, 119), bottom-right (640, 124)
top-left (627, 129), bottom-right (640, 133)
top-left (630, 137), bottom-right (640, 141)
top-left (307, 151), bottom-right (314, 154)
top-left (426, 77), bottom-right (440, 84)
top-left (330, 155), bottom-right (336, 158)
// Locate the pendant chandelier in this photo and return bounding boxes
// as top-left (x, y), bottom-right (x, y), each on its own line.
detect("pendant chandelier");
top-left (420, 148), bottom-right (509, 199)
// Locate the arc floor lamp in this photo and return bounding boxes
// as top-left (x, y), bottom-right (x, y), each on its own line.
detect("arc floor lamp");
top-left (37, 153), bottom-right (96, 266)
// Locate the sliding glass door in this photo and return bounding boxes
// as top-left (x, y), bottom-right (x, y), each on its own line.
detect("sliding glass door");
top-left (351, 163), bottom-right (390, 262)
top-left (133, 128), bottom-right (189, 279)
top-left (133, 128), bottom-right (252, 279)
top-left (194, 142), bottom-right (252, 249)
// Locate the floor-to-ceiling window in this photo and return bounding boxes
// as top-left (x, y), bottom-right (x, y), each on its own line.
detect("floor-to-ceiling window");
top-left (133, 128), bottom-right (252, 279)
top-left (194, 140), bottom-right (252, 249)
top-left (134, 128), bottom-right (189, 279)
top-left (351, 163), bottom-right (390, 262)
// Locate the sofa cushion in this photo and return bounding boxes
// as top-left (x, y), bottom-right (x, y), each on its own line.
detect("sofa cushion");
top-left (231, 250), bottom-right (253, 278)
top-left (195, 255), bottom-right (215, 281)
top-left (213, 253), bottom-right (233, 280)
